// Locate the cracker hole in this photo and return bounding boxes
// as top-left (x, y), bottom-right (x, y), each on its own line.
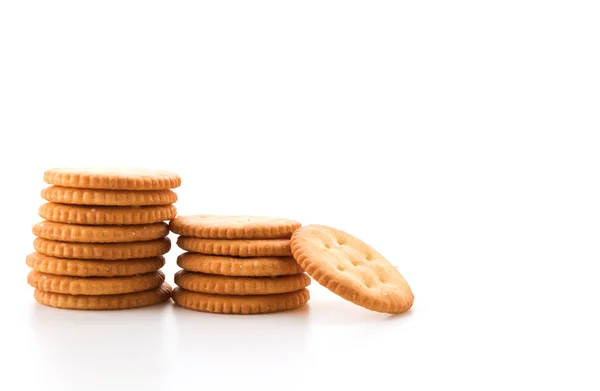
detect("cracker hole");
top-left (337, 264), bottom-right (345, 271)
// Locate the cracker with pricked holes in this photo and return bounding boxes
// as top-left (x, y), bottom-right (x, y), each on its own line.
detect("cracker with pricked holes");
top-left (44, 167), bottom-right (181, 190)
top-left (177, 252), bottom-right (303, 276)
top-left (170, 215), bottom-right (301, 239)
top-left (33, 221), bottom-right (168, 243)
top-left (33, 237), bottom-right (171, 260)
top-left (174, 270), bottom-right (310, 295)
top-left (172, 288), bottom-right (309, 314)
top-left (38, 203), bottom-right (177, 225)
top-left (28, 270), bottom-right (165, 295)
top-left (33, 283), bottom-right (172, 310)
top-left (291, 225), bottom-right (414, 314)
top-left (177, 236), bottom-right (291, 257)
top-left (26, 252), bottom-right (165, 277)
top-left (41, 186), bottom-right (177, 206)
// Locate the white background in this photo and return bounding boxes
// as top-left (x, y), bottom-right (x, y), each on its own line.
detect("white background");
top-left (1, 1), bottom-right (599, 390)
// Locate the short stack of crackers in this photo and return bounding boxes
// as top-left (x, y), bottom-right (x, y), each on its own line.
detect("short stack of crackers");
top-left (169, 215), bottom-right (311, 314)
top-left (27, 168), bottom-right (181, 310)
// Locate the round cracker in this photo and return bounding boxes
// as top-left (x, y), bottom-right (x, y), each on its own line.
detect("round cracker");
top-left (33, 221), bottom-right (168, 243)
top-left (174, 270), bottom-right (310, 295)
top-left (177, 236), bottom-right (291, 257)
top-left (41, 186), bottom-right (177, 206)
top-left (172, 288), bottom-right (310, 314)
top-left (290, 225), bottom-right (414, 314)
top-left (28, 270), bottom-right (165, 295)
top-left (33, 237), bottom-right (171, 260)
top-left (26, 252), bottom-right (165, 277)
top-left (177, 252), bottom-right (303, 276)
top-left (169, 215), bottom-right (301, 239)
top-left (33, 283), bottom-right (172, 310)
top-left (44, 168), bottom-right (181, 190)
top-left (39, 203), bottom-right (177, 225)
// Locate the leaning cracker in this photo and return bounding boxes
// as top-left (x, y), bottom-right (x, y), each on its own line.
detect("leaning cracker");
top-left (41, 186), bottom-right (177, 206)
top-left (170, 215), bottom-right (301, 239)
top-left (26, 252), bottom-right (165, 277)
top-left (177, 252), bottom-right (303, 276)
top-left (174, 270), bottom-right (310, 295)
top-left (172, 288), bottom-right (309, 314)
top-left (291, 225), bottom-right (414, 314)
top-left (34, 283), bottom-right (172, 310)
top-left (28, 270), bottom-right (165, 295)
top-left (44, 168), bottom-right (181, 190)
top-left (39, 203), bottom-right (177, 225)
top-left (33, 221), bottom-right (168, 243)
top-left (177, 237), bottom-right (291, 257)
top-left (34, 237), bottom-right (171, 260)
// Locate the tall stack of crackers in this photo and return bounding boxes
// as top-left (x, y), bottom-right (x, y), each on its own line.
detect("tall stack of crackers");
top-left (169, 215), bottom-right (310, 314)
top-left (27, 168), bottom-right (181, 310)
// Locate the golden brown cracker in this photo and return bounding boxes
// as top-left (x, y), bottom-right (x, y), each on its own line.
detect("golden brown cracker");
top-left (169, 215), bottom-right (301, 239)
top-left (33, 221), bottom-right (168, 243)
top-left (174, 270), bottom-right (310, 295)
top-left (177, 252), bottom-right (303, 276)
top-left (41, 186), bottom-right (177, 206)
top-left (177, 236), bottom-right (291, 257)
top-left (38, 203), bottom-right (177, 225)
top-left (172, 288), bottom-right (309, 314)
top-left (291, 225), bottom-right (413, 314)
top-left (26, 252), bottom-right (165, 277)
top-left (33, 283), bottom-right (172, 310)
top-left (44, 168), bottom-right (181, 190)
top-left (33, 237), bottom-right (171, 260)
top-left (28, 270), bottom-right (165, 295)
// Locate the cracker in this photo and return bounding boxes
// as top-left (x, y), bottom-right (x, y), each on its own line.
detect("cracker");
top-left (177, 252), bottom-right (303, 276)
top-left (41, 186), bottom-right (177, 206)
top-left (177, 236), bottom-right (291, 257)
top-left (26, 252), bottom-right (165, 277)
top-left (290, 225), bottom-right (414, 314)
top-left (174, 270), bottom-right (310, 295)
top-left (39, 203), bottom-right (177, 225)
top-left (33, 283), bottom-right (172, 310)
top-left (33, 237), bottom-right (171, 260)
top-left (33, 221), bottom-right (168, 243)
top-left (28, 270), bottom-right (165, 295)
top-left (44, 168), bottom-right (181, 190)
top-left (172, 288), bottom-right (310, 314)
top-left (169, 215), bottom-right (301, 239)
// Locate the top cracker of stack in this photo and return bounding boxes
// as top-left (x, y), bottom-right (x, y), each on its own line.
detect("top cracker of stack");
top-left (28, 168), bottom-right (181, 310)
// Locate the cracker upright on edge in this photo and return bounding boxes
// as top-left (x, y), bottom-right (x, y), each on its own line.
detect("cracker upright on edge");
top-left (291, 225), bottom-right (414, 314)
